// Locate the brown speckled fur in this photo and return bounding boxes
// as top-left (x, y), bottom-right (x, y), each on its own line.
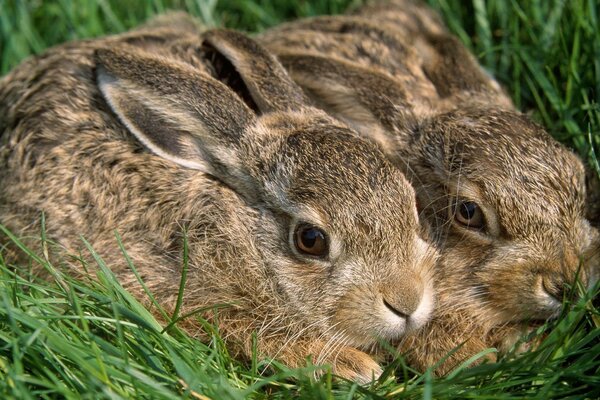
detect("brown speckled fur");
top-left (258, 0), bottom-right (600, 375)
top-left (0, 21), bottom-right (439, 383)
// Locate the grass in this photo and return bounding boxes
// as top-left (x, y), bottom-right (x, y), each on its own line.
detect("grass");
top-left (1, 0), bottom-right (599, 398)
top-left (1, 229), bottom-right (599, 399)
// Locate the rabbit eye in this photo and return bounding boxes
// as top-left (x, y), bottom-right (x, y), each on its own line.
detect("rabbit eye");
top-left (294, 224), bottom-right (329, 258)
top-left (454, 200), bottom-right (485, 230)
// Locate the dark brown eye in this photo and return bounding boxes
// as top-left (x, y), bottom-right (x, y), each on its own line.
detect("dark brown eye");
top-left (454, 200), bottom-right (485, 230)
top-left (294, 224), bottom-right (329, 258)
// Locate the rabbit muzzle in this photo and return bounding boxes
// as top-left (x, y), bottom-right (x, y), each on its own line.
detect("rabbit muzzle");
top-left (475, 240), bottom-right (596, 323)
top-left (326, 240), bottom-right (436, 348)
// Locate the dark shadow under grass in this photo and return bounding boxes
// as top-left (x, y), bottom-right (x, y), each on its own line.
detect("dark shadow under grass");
top-left (1, 228), bottom-right (599, 399)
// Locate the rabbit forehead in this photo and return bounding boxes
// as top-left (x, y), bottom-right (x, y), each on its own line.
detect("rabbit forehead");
top-left (440, 110), bottom-right (585, 181)
top-left (475, 153), bottom-right (584, 236)
top-left (246, 112), bottom-right (418, 244)
top-left (433, 111), bottom-right (586, 219)
top-left (279, 132), bottom-right (414, 221)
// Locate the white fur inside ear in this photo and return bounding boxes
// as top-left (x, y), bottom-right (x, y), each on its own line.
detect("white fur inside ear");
top-left (97, 67), bottom-right (213, 173)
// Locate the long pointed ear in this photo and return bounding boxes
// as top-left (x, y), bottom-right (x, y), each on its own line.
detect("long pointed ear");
top-left (421, 34), bottom-right (510, 104)
top-left (95, 46), bottom-right (255, 194)
top-left (276, 53), bottom-right (417, 154)
top-left (423, 34), bottom-right (500, 98)
top-left (201, 29), bottom-right (308, 113)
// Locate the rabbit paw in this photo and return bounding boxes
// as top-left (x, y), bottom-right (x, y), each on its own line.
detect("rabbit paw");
top-left (328, 347), bottom-right (383, 384)
top-left (494, 323), bottom-right (545, 355)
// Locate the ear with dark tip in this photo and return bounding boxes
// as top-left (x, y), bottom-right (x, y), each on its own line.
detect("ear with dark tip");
top-left (276, 52), bottom-right (416, 154)
top-left (95, 46), bottom-right (257, 197)
top-left (202, 29), bottom-right (308, 113)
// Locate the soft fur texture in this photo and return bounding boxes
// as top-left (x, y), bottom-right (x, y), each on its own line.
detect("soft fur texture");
top-left (0, 23), bottom-right (438, 382)
top-left (259, 0), bottom-right (600, 375)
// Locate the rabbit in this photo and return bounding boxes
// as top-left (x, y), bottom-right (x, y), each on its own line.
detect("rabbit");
top-left (0, 23), bottom-right (438, 383)
top-left (257, 2), bottom-right (600, 375)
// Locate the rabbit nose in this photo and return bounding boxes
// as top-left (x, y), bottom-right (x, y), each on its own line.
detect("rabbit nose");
top-left (542, 275), bottom-right (582, 303)
top-left (381, 287), bottom-right (422, 319)
top-left (542, 278), bottom-right (566, 303)
top-left (383, 298), bottom-right (410, 319)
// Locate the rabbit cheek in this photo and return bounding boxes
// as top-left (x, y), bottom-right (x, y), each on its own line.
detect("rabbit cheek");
top-left (276, 260), bottom-right (332, 313)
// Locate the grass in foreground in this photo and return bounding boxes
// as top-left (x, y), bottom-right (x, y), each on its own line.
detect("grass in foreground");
top-left (0, 230), bottom-right (599, 399)
top-left (1, 0), bottom-right (599, 398)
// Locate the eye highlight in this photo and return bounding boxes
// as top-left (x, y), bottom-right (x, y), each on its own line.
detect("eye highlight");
top-left (294, 223), bottom-right (329, 258)
top-left (453, 199), bottom-right (485, 230)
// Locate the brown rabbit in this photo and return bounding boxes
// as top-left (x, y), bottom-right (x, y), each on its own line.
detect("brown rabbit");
top-left (258, 1), bottom-right (600, 375)
top-left (0, 24), bottom-right (438, 383)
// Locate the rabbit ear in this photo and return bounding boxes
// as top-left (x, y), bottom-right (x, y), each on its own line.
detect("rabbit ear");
top-left (422, 34), bottom-right (506, 100)
top-left (202, 29), bottom-right (308, 113)
top-left (276, 53), bottom-right (416, 154)
top-left (95, 46), bottom-right (255, 186)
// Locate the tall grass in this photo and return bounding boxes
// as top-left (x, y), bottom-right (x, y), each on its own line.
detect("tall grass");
top-left (1, 0), bottom-right (599, 398)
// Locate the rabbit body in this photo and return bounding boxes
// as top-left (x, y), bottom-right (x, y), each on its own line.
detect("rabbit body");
top-left (0, 22), bottom-right (437, 382)
top-left (259, 0), bottom-right (600, 374)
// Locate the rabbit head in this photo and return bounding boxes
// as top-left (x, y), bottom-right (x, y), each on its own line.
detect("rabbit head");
top-left (407, 108), bottom-right (599, 321)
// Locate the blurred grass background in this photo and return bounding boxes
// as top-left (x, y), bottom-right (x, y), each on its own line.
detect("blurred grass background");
top-left (1, 0), bottom-right (600, 399)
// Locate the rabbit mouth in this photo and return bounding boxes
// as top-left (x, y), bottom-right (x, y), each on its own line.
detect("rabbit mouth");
top-left (529, 279), bottom-right (565, 319)
top-left (329, 285), bottom-right (434, 348)
top-left (377, 284), bottom-right (435, 339)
